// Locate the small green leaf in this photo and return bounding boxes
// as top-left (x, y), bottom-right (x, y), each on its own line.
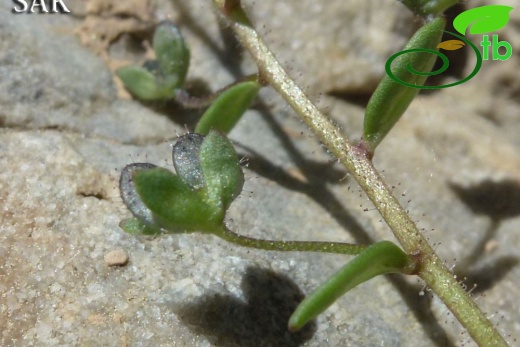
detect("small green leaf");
top-left (116, 66), bottom-right (173, 101)
top-left (195, 80), bottom-right (260, 135)
top-left (453, 5), bottom-right (514, 35)
top-left (288, 241), bottom-right (413, 332)
top-left (116, 21), bottom-right (190, 101)
top-left (153, 20), bottom-right (190, 88)
top-left (133, 167), bottom-right (222, 232)
top-left (363, 17), bottom-right (445, 154)
top-left (119, 218), bottom-right (161, 235)
top-left (199, 130), bottom-right (245, 210)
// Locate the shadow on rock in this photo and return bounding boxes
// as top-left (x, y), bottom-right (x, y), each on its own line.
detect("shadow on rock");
top-left (449, 179), bottom-right (520, 220)
top-left (176, 267), bottom-right (316, 347)
top-left (463, 256), bottom-right (520, 293)
top-left (449, 179), bottom-right (520, 292)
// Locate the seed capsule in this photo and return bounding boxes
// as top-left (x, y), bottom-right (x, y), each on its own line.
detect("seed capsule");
top-left (119, 163), bottom-right (157, 225)
top-left (172, 133), bottom-right (205, 189)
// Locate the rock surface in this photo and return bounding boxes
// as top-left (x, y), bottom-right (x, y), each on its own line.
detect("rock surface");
top-left (1, 1), bottom-right (519, 347)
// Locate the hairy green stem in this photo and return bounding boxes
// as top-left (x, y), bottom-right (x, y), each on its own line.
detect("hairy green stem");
top-left (212, 1), bottom-right (508, 346)
top-left (215, 226), bottom-right (368, 255)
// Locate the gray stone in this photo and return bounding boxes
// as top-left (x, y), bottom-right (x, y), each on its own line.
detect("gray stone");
top-left (0, 1), bottom-right (177, 144)
top-left (243, 0), bottom-right (419, 94)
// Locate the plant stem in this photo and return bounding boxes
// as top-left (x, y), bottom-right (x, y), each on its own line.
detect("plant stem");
top-left (211, 1), bottom-right (508, 346)
top-left (214, 226), bottom-right (368, 255)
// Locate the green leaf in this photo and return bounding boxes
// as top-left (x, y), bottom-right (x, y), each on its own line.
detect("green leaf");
top-left (116, 21), bottom-right (190, 101)
top-left (133, 167), bottom-right (223, 232)
top-left (119, 218), bottom-right (161, 235)
top-left (288, 241), bottom-right (412, 332)
top-left (363, 17), bottom-right (445, 154)
top-left (153, 20), bottom-right (190, 88)
top-left (195, 80), bottom-right (260, 135)
top-left (453, 5), bottom-right (513, 35)
top-left (199, 130), bottom-right (245, 211)
top-left (116, 66), bottom-right (174, 101)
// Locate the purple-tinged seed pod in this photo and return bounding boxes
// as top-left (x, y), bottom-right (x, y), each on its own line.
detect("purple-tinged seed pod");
top-left (172, 133), bottom-right (205, 189)
top-left (120, 163), bottom-right (157, 225)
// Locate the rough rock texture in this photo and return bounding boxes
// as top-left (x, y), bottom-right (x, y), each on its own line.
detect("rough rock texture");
top-left (1, 1), bottom-right (519, 347)
top-left (243, 0), bottom-right (419, 94)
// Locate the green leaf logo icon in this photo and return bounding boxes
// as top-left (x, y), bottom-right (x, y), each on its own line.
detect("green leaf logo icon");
top-left (453, 5), bottom-right (514, 35)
